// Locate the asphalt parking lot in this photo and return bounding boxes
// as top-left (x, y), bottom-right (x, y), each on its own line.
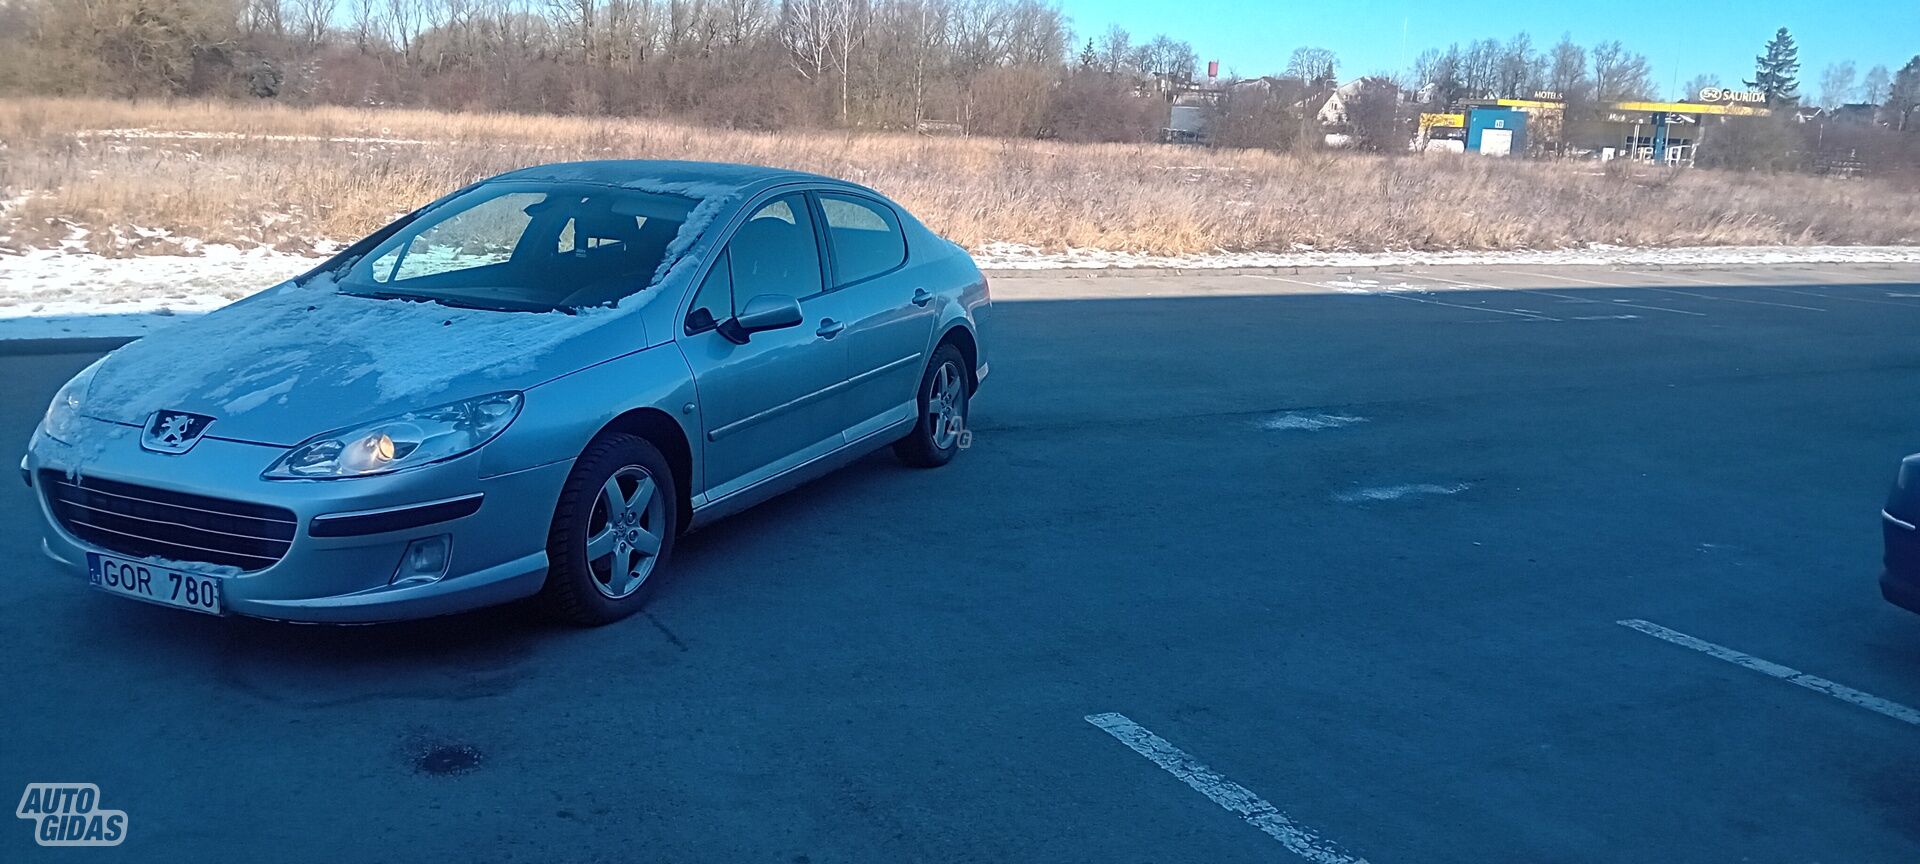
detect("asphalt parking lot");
top-left (6, 261), bottom-right (1920, 862)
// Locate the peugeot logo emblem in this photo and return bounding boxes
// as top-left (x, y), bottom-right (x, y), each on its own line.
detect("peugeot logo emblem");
top-left (141, 411), bottom-right (215, 454)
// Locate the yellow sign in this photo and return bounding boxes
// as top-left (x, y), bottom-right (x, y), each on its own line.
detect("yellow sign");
top-left (1489, 98), bottom-right (1565, 110)
top-left (1612, 101), bottom-right (1771, 117)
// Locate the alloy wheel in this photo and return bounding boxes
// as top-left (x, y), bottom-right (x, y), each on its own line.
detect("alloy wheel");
top-left (928, 361), bottom-right (965, 449)
top-left (585, 465), bottom-right (667, 599)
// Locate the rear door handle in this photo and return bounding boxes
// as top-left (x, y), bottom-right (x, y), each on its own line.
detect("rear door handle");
top-left (816, 318), bottom-right (845, 338)
top-left (911, 288), bottom-right (933, 307)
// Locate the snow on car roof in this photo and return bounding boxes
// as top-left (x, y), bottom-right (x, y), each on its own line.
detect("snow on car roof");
top-left (487, 160), bottom-right (833, 192)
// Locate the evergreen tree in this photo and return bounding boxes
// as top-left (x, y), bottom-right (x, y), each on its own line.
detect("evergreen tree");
top-left (1078, 39), bottom-right (1097, 71)
top-left (1745, 27), bottom-right (1801, 105)
top-left (1888, 56), bottom-right (1920, 131)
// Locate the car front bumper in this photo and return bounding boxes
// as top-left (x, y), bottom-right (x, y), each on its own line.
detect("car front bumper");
top-left (25, 419), bottom-right (569, 624)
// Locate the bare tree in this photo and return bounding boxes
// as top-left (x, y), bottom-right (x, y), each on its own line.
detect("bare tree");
top-left (1820, 61), bottom-right (1857, 108)
top-left (1285, 46), bottom-right (1336, 83)
top-left (1862, 64), bottom-right (1892, 104)
top-left (1544, 34), bottom-right (1586, 101)
top-left (348, 0), bottom-right (383, 50)
top-left (1591, 39), bottom-right (1651, 101)
top-left (1136, 34), bottom-right (1194, 85)
top-left (245, 0), bottom-right (286, 36)
top-left (1413, 44), bottom-right (1466, 106)
top-left (387, 0), bottom-right (426, 63)
top-left (286, 0), bottom-right (339, 47)
top-left (1095, 24), bottom-right (1129, 75)
top-left (1461, 38), bottom-right (1500, 98)
top-left (1494, 32), bottom-right (1538, 98)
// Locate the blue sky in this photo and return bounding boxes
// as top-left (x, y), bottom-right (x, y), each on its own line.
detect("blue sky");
top-left (1055, 0), bottom-right (1918, 99)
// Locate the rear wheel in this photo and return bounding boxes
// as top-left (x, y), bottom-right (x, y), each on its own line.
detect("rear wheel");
top-left (894, 343), bottom-right (970, 468)
top-left (542, 433), bottom-right (678, 625)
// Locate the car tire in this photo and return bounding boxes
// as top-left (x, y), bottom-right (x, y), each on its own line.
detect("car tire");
top-left (894, 343), bottom-right (970, 468)
top-left (541, 433), bottom-right (679, 626)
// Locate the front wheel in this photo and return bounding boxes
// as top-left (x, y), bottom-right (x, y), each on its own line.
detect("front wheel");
top-left (894, 343), bottom-right (970, 468)
top-left (541, 433), bottom-right (678, 626)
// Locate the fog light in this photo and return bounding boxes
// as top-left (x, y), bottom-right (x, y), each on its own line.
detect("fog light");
top-left (393, 535), bottom-right (452, 586)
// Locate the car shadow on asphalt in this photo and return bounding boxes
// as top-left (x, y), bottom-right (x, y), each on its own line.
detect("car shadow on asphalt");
top-left (58, 449), bottom-right (917, 672)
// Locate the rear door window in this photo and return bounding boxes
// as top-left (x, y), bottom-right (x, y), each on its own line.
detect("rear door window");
top-left (818, 193), bottom-right (906, 286)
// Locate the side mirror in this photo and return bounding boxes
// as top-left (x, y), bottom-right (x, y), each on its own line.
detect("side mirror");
top-left (718, 294), bottom-right (803, 344)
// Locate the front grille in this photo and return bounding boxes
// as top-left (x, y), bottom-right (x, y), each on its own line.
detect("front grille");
top-left (41, 471), bottom-right (296, 571)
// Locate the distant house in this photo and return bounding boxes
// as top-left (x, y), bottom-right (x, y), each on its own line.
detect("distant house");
top-left (1828, 103), bottom-right (1880, 126)
top-left (1314, 79), bottom-right (1369, 128)
top-left (1795, 103), bottom-right (1885, 127)
top-left (1227, 75), bottom-right (1314, 107)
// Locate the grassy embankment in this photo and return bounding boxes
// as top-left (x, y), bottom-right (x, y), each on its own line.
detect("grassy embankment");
top-left (2, 97), bottom-right (1917, 257)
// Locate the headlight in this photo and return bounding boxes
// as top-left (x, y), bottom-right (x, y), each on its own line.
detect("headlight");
top-left (41, 359), bottom-right (105, 444)
top-left (263, 392), bottom-right (522, 479)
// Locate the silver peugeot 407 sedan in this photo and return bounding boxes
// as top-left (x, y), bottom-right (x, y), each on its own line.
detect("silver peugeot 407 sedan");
top-left (21, 161), bottom-right (991, 625)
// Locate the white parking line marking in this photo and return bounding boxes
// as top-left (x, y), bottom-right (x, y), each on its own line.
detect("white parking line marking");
top-left (1374, 291), bottom-right (1559, 320)
top-left (1788, 267), bottom-right (1883, 282)
top-left (1617, 620), bottom-right (1920, 726)
top-left (1085, 713), bottom-right (1368, 864)
top-left (1240, 274), bottom-right (1352, 291)
top-left (1753, 285), bottom-right (1920, 307)
top-left (1510, 270), bottom-right (1624, 287)
top-left (1618, 269), bottom-right (1734, 285)
top-left (1617, 280), bottom-right (1828, 312)
top-left (1447, 271), bottom-right (1707, 316)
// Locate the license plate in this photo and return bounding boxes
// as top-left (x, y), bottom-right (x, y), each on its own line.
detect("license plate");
top-left (87, 553), bottom-right (222, 615)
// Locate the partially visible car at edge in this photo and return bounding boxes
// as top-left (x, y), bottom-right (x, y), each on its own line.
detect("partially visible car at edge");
top-left (1883, 454), bottom-right (1920, 614)
top-left (21, 160), bottom-right (991, 626)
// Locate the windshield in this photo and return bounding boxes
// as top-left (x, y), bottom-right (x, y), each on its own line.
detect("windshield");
top-left (336, 182), bottom-right (698, 312)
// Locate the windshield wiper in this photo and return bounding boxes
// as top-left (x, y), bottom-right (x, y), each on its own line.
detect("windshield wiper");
top-left (348, 290), bottom-right (560, 313)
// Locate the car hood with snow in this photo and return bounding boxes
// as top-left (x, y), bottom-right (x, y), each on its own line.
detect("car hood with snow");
top-left (78, 277), bottom-right (658, 447)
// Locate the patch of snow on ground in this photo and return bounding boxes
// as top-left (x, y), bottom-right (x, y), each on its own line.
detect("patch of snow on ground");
top-left (76, 128), bottom-right (437, 146)
top-left (0, 245), bottom-right (323, 340)
top-left (1258, 412), bottom-right (1368, 431)
top-left (974, 242), bottom-right (1920, 271)
top-left (6, 240), bottom-right (1920, 340)
top-left (1334, 483), bottom-right (1472, 503)
top-left (0, 191), bottom-right (32, 242)
top-left (1320, 278), bottom-right (1470, 294)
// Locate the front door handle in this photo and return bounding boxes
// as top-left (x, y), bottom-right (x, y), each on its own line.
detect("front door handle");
top-left (816, 318), bottom-right (845, 339)
top-left (911, 288), bottom-right (933, 307)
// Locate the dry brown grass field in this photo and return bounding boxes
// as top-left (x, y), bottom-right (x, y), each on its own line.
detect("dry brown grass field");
top-left (2, 97), bottom-right (1918, 258)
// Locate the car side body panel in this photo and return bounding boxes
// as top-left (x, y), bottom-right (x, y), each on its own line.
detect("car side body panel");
top-left (479, 343), bottom-right (704, 484)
